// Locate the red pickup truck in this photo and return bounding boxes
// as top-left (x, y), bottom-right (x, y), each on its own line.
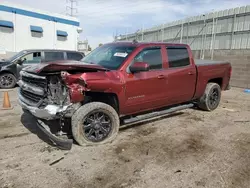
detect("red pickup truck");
top-left (18, 41), bottom-right (231, 149)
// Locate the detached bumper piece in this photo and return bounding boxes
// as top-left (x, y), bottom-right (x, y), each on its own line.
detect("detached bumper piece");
top-left (20, 100), bottom-right (73, 150)
top-left (37, 119), bottom-right (73, 150)
top-left (22, 109), bottom-right (73, 150)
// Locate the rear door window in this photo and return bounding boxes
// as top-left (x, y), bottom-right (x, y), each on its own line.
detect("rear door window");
top-left (44, 52), bottom-right (64, 62)
top-left (166, 46), bottom-right (190, 68)
top-left (67, 52), bottom-right (84, 61)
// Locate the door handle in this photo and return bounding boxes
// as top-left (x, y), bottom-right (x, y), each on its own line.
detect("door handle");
top-left (157, 75), bottom-right (165, 79)
top-left (188, 72), bottom-right (194, 75)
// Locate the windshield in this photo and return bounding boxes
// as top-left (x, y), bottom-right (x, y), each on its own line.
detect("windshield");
top-left (81, 44), bottom-right (136, 70)
top-left (7, 50), bottom-right (27, 62)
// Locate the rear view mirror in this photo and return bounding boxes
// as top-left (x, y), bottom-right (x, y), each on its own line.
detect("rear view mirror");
top-left (129, 62), bottom-right (150, 73)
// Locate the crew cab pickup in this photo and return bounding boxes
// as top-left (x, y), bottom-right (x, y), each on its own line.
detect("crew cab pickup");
top-left (18, 42), bottom-right (232, 149)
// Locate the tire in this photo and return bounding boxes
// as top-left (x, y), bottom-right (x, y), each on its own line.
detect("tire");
top-left (71, 102), bottom-right (120, 146)
top-left (0, 73), bottom-right (17, 89)
top-left (197, 83), bottom-right (221, 111)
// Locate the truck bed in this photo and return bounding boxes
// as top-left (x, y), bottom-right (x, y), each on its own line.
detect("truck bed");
top-left (195, 59), bottom-right (230, 66)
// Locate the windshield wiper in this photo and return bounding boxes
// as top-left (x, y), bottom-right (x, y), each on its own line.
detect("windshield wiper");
top-left (81, 61), bottom-right (96, 65)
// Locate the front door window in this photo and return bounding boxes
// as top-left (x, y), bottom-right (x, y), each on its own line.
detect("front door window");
top-left (20, 52), bottom-right (41, 64)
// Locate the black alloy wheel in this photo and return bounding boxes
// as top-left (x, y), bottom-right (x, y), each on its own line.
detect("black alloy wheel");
top-left (197, 82), bottom-right (221, 111)
top-left (83, 111), bottom-right (112, 142)
top-left (209, 88), bottom-right (219, 108)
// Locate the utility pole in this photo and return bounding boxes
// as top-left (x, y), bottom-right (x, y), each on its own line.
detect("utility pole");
top-left (66, 0), bottom-right (78, 17)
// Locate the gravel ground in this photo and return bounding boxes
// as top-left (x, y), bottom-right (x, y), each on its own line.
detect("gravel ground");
top-left (0, 87), bottom-right (250, 188)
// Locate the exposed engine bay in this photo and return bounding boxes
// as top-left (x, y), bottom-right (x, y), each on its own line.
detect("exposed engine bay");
top-left (46, 75), bottom-right (70, 106)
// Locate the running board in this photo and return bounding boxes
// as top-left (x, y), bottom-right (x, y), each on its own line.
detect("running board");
top-left (123, 103), bottom-right (194, 125)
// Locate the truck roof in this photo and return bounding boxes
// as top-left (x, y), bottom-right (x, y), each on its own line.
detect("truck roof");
top-left (106, 41), bottom-right (189, 47)
top-left (21, 49), bottom-right (83, 53)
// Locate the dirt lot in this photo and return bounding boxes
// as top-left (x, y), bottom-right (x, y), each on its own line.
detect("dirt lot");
top-left (0, 88), bottom-right (250, 188)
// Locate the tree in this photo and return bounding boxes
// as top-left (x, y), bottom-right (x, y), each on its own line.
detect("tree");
top-left (99, 43), bottom-right (103, 47)
top-left (88, 45), bottom-right (92, 51)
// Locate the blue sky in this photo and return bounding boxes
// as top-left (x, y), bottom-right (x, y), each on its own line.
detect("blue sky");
top-left (6, 0), bottom-right (250, 48)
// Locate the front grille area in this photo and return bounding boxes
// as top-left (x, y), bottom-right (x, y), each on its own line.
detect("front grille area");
top-left (20, 89), bottom-right (43, 104)
top-left (19, 71), bottom-right (47, 107)
top-left (22, 75), bottom-right (47, 88)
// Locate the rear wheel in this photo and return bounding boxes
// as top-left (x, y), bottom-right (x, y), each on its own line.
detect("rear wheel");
top-left (71, 102), bottom-right (120, 146)
top-left (197, 83), bottom-right (221, 111)
top-left (0, 73), bottom-right (16, 89)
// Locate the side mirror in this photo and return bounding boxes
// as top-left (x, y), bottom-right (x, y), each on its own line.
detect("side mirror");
top-left (16, 58), bottom-right (26, 65)
top-left (129, 62), bottom-right (150, 73)
top-left (16, 59), bottom-right (23, 65)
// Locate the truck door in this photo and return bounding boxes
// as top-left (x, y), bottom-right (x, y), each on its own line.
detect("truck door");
top-left (164, 46), bottom-right (196, 104)
top-left (123, 46), bottom-right (168, 114)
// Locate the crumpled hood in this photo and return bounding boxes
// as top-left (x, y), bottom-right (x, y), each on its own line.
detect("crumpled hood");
top-left (22, 61), bottom-right (108, 74)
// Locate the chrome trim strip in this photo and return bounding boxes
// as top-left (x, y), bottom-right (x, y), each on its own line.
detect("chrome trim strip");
top-left (20, 70), bottom-right (46, 80)
top-left (18, 88), bottom-right (41, 107)
top-left (17, 80), bottom-right (44, 96)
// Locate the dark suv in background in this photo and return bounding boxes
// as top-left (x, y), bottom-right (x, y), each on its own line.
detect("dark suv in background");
top-left (0, 49), bottom-right (85, 89)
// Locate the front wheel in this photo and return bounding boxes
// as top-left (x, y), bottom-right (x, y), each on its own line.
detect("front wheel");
top-left (197, 83), bottom-right (221, 111)
top-left (0, 73), bottom-right (17, 89)
top-left (71, 102), bottom-right (120, 146)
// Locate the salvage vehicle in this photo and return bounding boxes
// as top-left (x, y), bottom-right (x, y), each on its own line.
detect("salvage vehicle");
top-left (18, 41), bottom-right (232, 149)
top-left (0, 49), bottom-right (85, 89)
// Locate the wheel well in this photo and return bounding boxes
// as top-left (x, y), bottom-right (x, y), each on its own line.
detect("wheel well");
top-left (0, 71), bottom-right (16, 77)
top-left (84, 92), bottom-right (119, 113)
top-left (208, 78), bottom-right (223, 88)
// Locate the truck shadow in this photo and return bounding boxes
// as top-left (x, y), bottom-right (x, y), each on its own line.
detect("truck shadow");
top-left (20, 110), bottom-right (187, 150)
top-left (20, 111), bottom-right (73, 150)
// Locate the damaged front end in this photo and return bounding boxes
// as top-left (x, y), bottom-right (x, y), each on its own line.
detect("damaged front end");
top-left (18, 62), bottom-right (108, 149)
top-left (18, 70), bottom-right (87, 150)
top-left (18, 71), bottom-right (82, 120)
top-left (18, 62), bottom-right (108, 120)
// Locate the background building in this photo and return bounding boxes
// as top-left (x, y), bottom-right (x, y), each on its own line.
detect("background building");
top-left (0, 1), bottom-right (82, 58)
top-left (78, 39), bottom-right (90, 55)
top-left (118, 5), bottom-right (250, 88)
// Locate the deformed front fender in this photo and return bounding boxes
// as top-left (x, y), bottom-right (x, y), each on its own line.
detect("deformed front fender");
top-left (61, 71), bottom-right (88, 103)
top-left (80, 71), bottom-right (123, 93)
top-left (68, 83), bottom-right (86, 103)
top-left (61, 71), bottom-right (123, 103)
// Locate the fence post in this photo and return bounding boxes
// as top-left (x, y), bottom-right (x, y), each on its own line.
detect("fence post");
top-left (211, 18), bottom-right (218, 60)
top-left (180, 22), bottom-right (183, 43)
top-left (230, 13), bottom-right (236, 50)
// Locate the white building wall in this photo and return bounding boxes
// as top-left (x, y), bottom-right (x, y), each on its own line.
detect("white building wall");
top-left (14, 14), bottom-right (55, 51)
top-left (0, 10), bottom-right (14, 52)
top-left (0, 1), bottom-right (81, 55)
top-left (56, 23), bottom-right (78, 50)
